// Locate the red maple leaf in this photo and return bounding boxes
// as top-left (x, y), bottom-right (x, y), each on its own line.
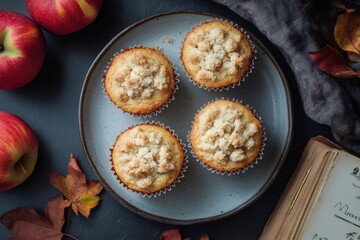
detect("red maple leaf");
top-left (48, 154), bottom-right (103, 218)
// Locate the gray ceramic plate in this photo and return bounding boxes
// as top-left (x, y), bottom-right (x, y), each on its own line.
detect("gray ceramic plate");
top-left (79, 12), bottom-right (293, 225)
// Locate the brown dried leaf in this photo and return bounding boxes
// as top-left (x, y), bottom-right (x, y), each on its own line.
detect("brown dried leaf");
top-left (200, 235), bottom-right (210, 240)
top-left (334, 11), bottom-right (360, 54)
top-left (161, 229), bottom-right (210, 240)
top-left (0, 195), bottom-right (69, 240)
top-left (309, 44), bottom-right (360, 78)
top-left (161, 229), bottom-right (182, 240)
top-left (48, 154), bottom-right (103, 218)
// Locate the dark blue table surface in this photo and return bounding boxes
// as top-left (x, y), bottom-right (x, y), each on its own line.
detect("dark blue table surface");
top-left (0, 1), bottom-right (334, 239)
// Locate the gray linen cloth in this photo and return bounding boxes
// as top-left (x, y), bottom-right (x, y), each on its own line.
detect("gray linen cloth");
top-left (212, 0), bottom-right (360, 153)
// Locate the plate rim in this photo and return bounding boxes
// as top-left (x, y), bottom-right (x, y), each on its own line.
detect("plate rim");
top-left (78, 10), bottom-right (294, 225)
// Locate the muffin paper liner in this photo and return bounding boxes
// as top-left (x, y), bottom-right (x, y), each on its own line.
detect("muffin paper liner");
top-left (187, 98), bottom-right (266, 176)
top-left (103, 45), bottom-right (179, 118)
top-left (110, 121), bottom-right (188, 198)
top-left (180, 18), bottom-right (257, 92)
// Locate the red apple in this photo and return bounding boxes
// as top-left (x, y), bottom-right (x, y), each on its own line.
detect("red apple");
top-left (0, 11), bottom-right (46, 90)
top-left (0, 112), bottom-right (38, 191)
top-left (25, 0), bottom-right (103, 35)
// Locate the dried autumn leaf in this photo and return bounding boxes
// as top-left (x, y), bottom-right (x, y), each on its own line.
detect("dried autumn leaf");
top-left (334, 10), bottom-right (360, 54)
top-left (161, 229), bottom-right (210, 240)
top-left (48, 154), bottom-right (103, 218)
top-left (161, 229), bottom-right (182, 240)
top-left (200, 235), bottom-right (210, 240)
top-left (0, 195), bottom-right (70, 240)
top-left (309, 44), bottom-right (360, 78)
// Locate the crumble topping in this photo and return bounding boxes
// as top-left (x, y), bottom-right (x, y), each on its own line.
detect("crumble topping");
top-left (112, 51), bottom-right (170, 101)
top-left (114, 126), bottom-right (177, 189)
top-left (196, 102), bottom-right (259, 165)
top-left (186, 22), bottom-right (250, 82)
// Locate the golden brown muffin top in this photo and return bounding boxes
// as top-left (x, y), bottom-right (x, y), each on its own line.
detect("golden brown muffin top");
top-left (181, 21), bottom-right (253, 88)
top-left (190, 100), bottom-right (262, 172)
top-left (104, 47), bottom-right (175, 115)
top-left (112, 124), bottom-right (184, 193)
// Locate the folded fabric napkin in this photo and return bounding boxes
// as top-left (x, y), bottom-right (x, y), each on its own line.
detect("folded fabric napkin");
top-left (212, 0), bottom-right (360, 153)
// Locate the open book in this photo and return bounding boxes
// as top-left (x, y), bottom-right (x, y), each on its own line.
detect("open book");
top-left (259, 136), bottom-right (360, 240)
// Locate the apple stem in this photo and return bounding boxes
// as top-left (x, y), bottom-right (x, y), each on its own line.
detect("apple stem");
top-left (0, 44), bottom-right (4, 52)
top-left (19, 162), bottom-right (27, 174)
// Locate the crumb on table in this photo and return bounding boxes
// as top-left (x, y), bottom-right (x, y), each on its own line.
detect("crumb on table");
top-left (162, 35), bottom-right (174, 43)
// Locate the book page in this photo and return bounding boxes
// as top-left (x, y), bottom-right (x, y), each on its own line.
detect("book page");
top-left (259, 136), bottom-right (339, 239)
top-left (302, 151), bottom-right (360, 240)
